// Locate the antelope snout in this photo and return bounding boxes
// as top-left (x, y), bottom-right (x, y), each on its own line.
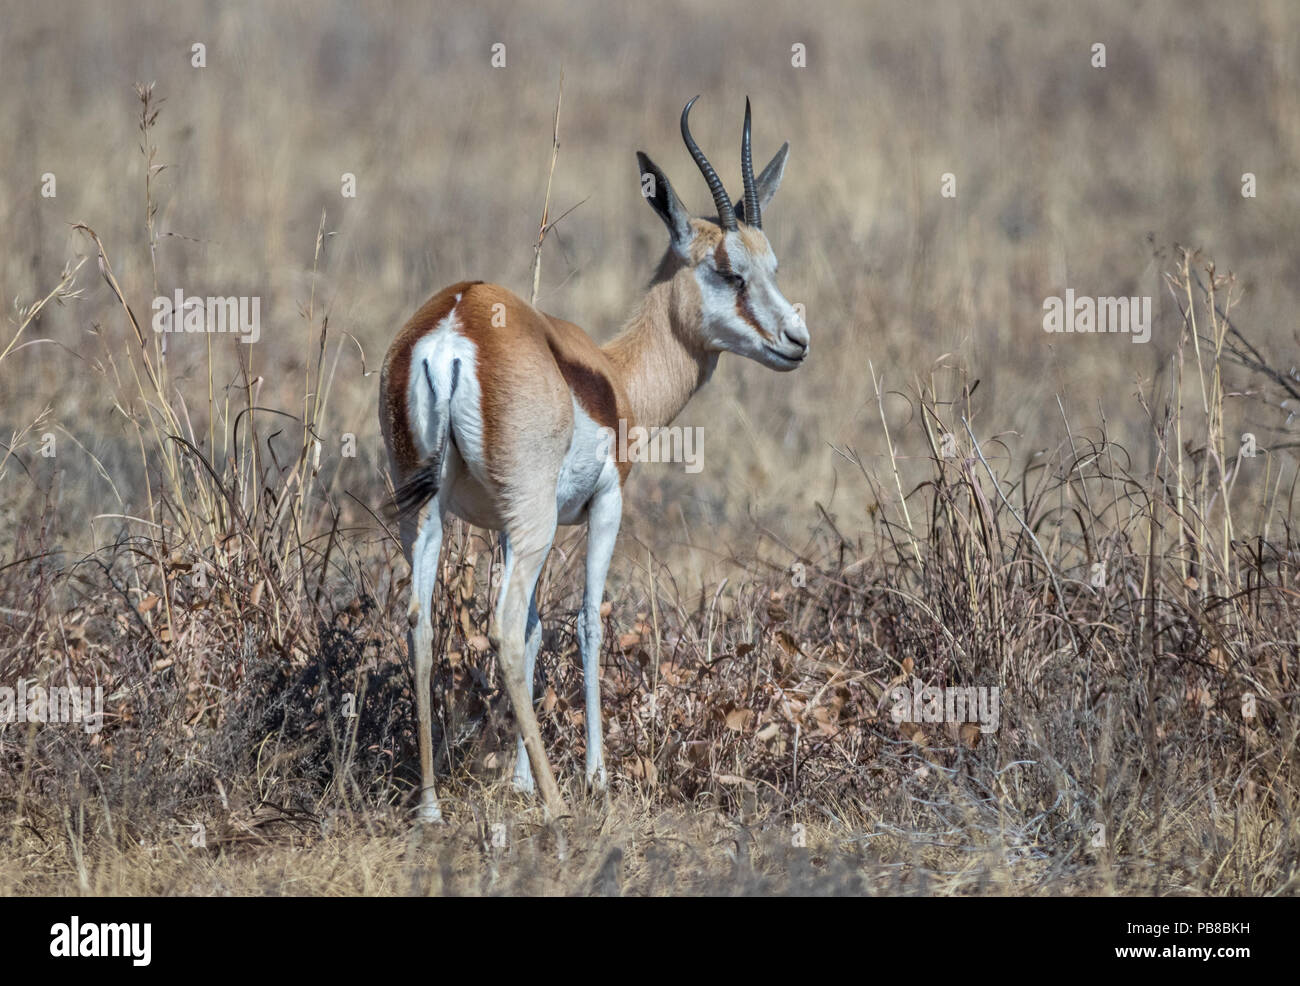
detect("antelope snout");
top-left (780, 326), bottom-right (808, 358)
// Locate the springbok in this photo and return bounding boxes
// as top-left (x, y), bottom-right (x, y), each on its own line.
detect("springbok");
top-left (380, 97), bottom-right (806, 821)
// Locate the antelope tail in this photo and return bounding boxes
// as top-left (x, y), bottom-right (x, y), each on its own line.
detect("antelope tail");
top-left (392, 356), bottom-right (460, 519)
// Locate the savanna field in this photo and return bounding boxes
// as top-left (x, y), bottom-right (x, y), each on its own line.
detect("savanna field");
top-left (0, 0), bottom-right (1298, 896)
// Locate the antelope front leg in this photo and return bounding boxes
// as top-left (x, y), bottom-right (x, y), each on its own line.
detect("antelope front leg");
top-left (580, 475), bottom-right (622, 792)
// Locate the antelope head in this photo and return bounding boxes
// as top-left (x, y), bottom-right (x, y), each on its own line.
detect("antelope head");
top-left (636, 96), bottom-right (808, 371)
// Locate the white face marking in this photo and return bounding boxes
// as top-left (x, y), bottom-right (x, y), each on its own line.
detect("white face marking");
top-left (693, 230), bottom-right (809, 372)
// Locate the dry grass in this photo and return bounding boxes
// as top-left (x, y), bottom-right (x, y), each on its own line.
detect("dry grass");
top-left (1, 0), bottom-right (1298, 895)
top-left (0, 796), bottom-right (1079, 897)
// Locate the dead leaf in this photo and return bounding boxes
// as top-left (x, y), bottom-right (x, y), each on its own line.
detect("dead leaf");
top-left (725, 707), bottom-right (752, 732)
top-left (811, 706), bottom-right (838, 737)
top-left (682, 741), bottom-right (710, 765)
top-left (627, 755), bottom-right (658, 785)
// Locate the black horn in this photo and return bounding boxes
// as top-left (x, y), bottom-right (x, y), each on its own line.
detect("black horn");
top-left (680, 96), bottom-right (737, 231)
top-left (741, 97), bottom-right (760, 228)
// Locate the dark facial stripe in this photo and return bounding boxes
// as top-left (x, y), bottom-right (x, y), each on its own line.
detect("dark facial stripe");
top-left (714, 241), bottom-right (773, 342)
top-left (736, 291), bottom-right (773, 342)
top-left (714, 240), bottom-right (730, 273)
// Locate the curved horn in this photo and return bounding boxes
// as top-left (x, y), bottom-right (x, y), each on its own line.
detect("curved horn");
top-left (741, 97), bottom-right (760, 228)
top-left (681, 95), bottom-right (737, 231)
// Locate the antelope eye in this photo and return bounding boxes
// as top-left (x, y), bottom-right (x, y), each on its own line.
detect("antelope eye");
top-left (720, 270), bottom-right (745, 288)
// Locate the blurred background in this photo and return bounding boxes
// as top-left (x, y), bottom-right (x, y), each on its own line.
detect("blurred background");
top-left (2, 0), bottom-right (1298, 580)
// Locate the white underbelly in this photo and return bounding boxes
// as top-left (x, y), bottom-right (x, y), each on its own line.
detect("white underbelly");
top-left (555, 399), bottom-right (611, 524)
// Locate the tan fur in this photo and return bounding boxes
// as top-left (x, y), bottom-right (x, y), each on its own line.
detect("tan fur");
top-left (736, 223), bottom-right (773, 258)
top-left (603, 276), bottom-right (717, 431)
top-left (383, 271), bottom-right (722, 494)
top-left (688, 219), bottom-right (725, 261)
top-left (382, 281), bottom-right (644, 490)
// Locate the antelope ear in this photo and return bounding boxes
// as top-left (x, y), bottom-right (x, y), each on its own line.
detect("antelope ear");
top-left (735, 142), bottom-right (789, 223)
top-left (636, 151), bottom-right (693, 257)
